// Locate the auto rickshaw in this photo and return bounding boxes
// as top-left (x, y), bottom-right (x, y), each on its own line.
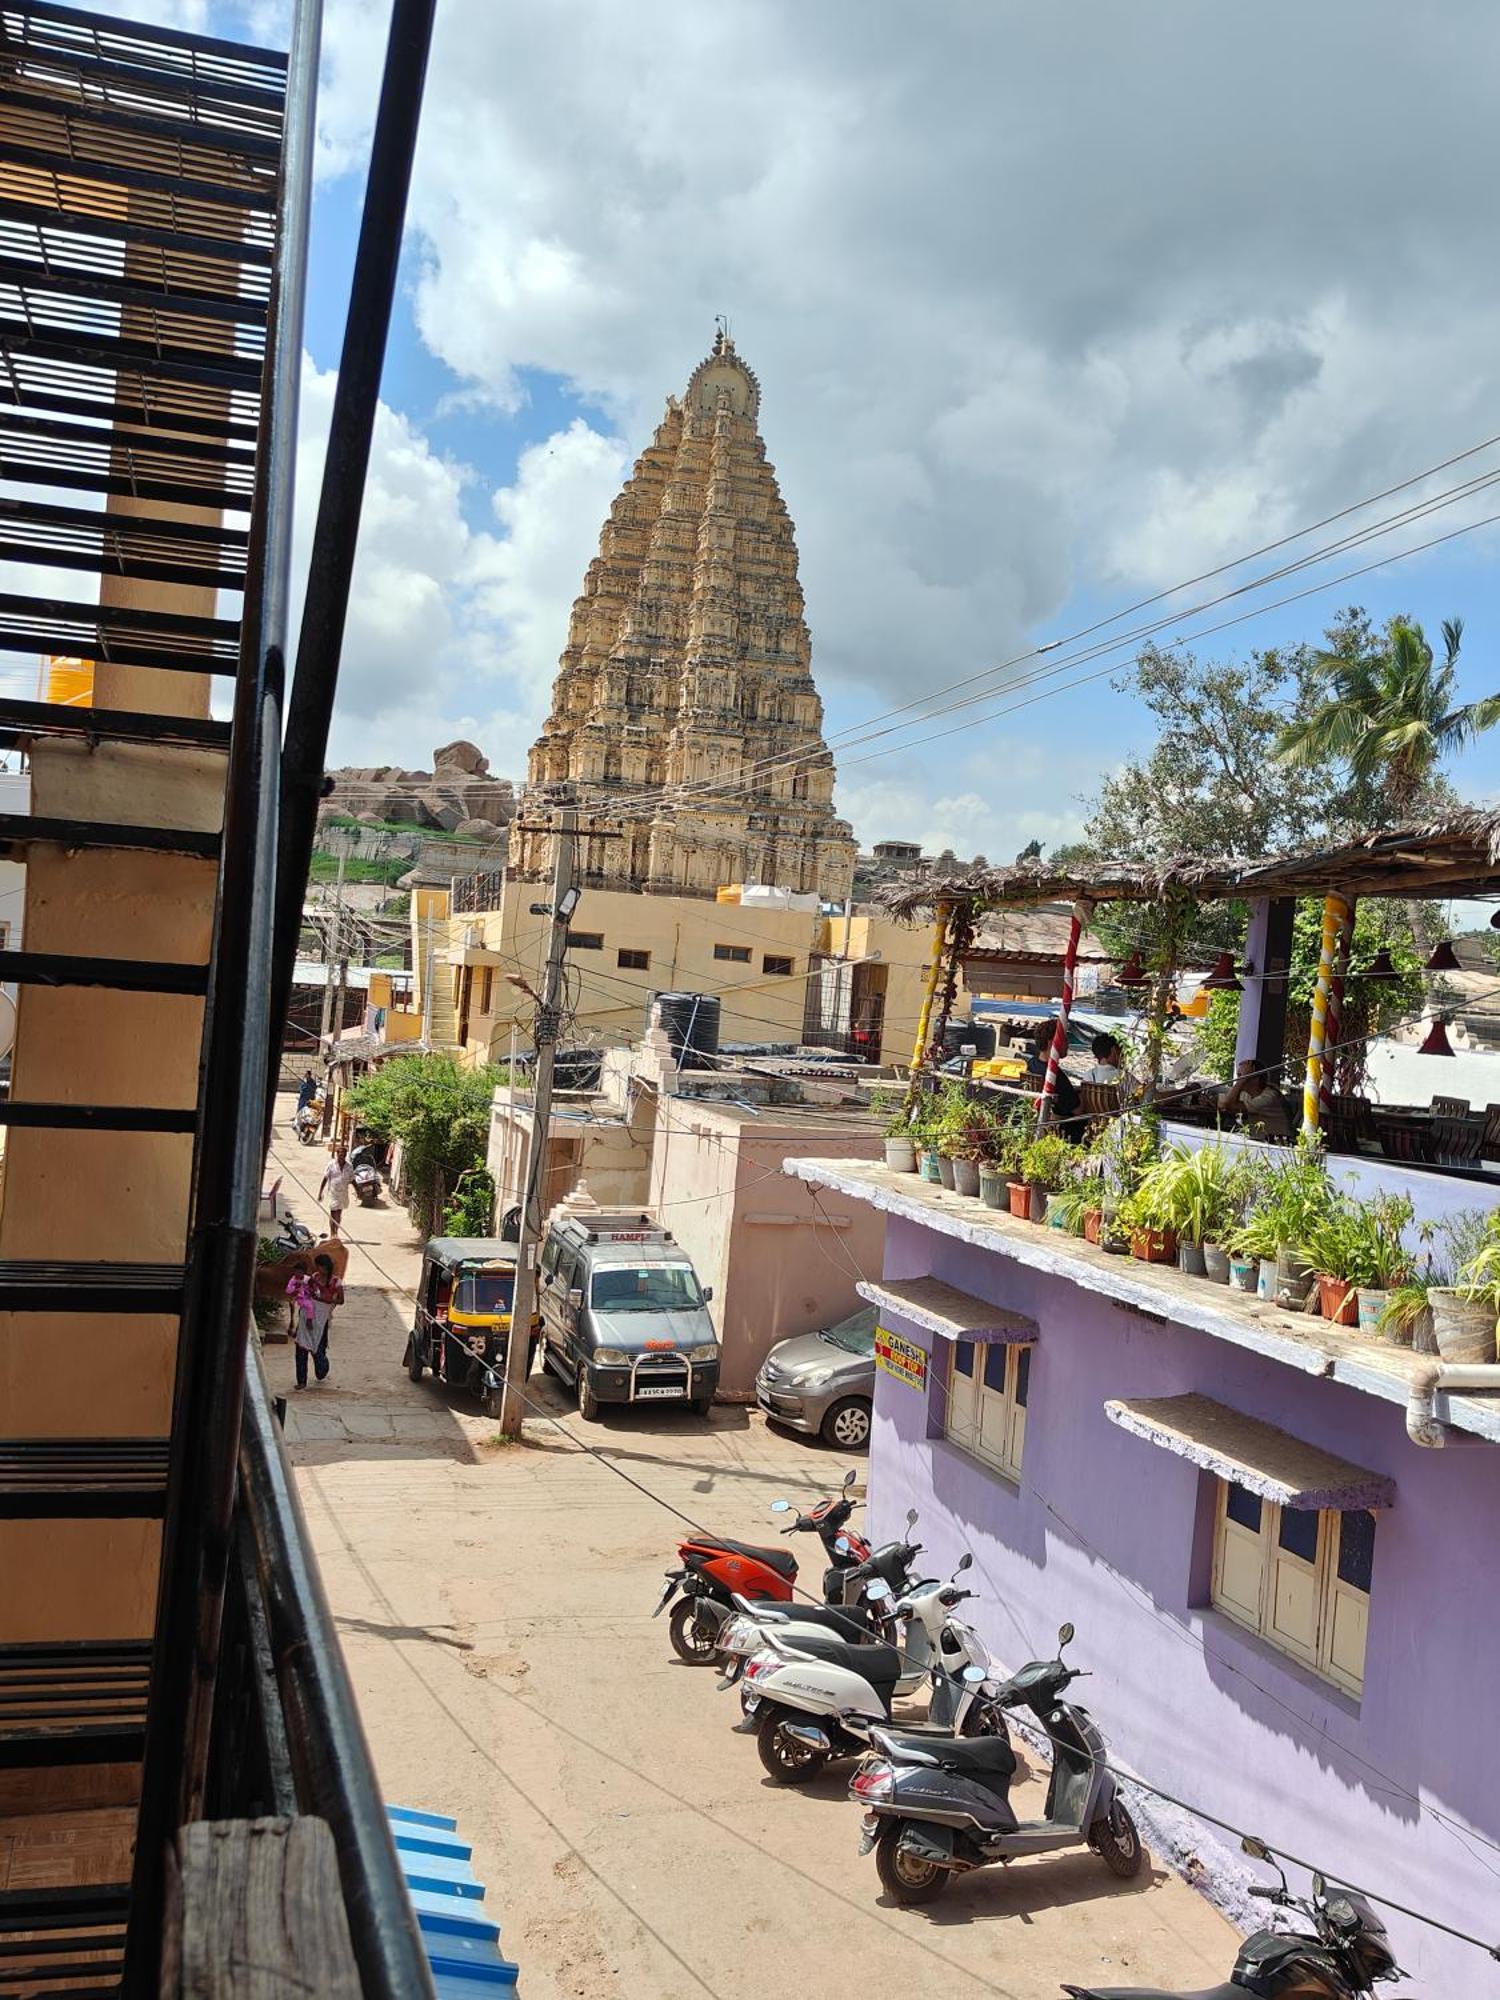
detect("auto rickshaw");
top-left (403, 1238), bottom-right (540, 1417)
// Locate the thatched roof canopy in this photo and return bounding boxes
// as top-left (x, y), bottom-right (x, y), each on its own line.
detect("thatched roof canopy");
top-left (882, 809), bottom-right (1500, 919)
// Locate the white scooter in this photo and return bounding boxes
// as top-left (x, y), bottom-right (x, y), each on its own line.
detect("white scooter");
top-left (727, 1563), bottom-right (1006, 1785)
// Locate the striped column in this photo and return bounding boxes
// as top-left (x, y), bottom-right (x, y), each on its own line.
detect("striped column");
top-left (1038, 900), bottom-right (1090, 1130)
top-left (1319, 895), bottom-right (1357, 1115)
top-left (1302, 890), bottom-right (1349, 1136)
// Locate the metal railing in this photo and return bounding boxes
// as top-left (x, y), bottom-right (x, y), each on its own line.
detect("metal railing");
top-left (126, 0), bottom-right (439, 1991)
top-left (453, 865), bottom-right (507, 914)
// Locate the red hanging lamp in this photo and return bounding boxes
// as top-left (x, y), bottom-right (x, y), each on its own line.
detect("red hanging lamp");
top-left (1117, 949), bottom-right (1148, 988)
top-left (1201, 950), bottom-right (1243, 993)
top-left (1418, 1017), bottom-right (1455, 1057)
top-left (1359, 948), bottom-right (1400, 981)
top-left (1426, 939), bottom-right (1461, 972)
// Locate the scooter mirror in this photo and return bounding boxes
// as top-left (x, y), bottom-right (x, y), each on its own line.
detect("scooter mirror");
top-left (834, 1534), bottom-right (852, 1555)
top-left (769, 1499), bottom-right (792, 1513)
top-left (956, 1553), bottom-right (973, 1573)
top-left (1057, 1621), bottom-right (1075, 1649)
top-left (865, 1580), bottom-right (893, 1603)
top-left (844, 1469), bottom-right (858, 1489)
top-left (961, 1664), bottom-right (988, 1685)
top-left (1311, 1872), bottom-right (1327, 1900)
top-left (905, 1508), bottom-right (919, 1528)
top-left (1241, 1836), bottom-right (1272, 1862)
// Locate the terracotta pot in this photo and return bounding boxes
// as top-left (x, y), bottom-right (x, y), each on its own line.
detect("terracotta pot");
top-left (1203, 1243), bottom-right (1231, 1285)
top-left (1177, 1241), bottom-right (1207, 1278)
top-left (1129, 1227), bottom-right (1177, 1263)
top-left (1316, 1274), bottom-right (1358, 1326)
top-left (884, 1136), bottom-right (917, 1173)
top-left (979, 1168), bottom-right (1006, 1210)
top-left (952, 1158), bottom-right (981, 1198)
top-left (1429, 1290), bottom-right (1497, 1364)
top-left (1083, 1209), bottom-right (1103, 1245)
top-left (937, 1154), bottom-right (956, 1190)
top-left (1027, 1182), bottom-right (1048, 1224)
top-left (1007, 1180), bottom-right (1031, 1219)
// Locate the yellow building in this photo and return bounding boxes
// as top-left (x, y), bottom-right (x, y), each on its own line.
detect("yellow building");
top-left (412, 876), bottom-right (942, 1067)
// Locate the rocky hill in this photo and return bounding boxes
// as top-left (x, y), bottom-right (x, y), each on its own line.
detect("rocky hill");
top-left (320, 739), bottom-right (517, 840)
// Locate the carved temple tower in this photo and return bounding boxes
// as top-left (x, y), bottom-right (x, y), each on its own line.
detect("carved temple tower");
top-left (510, 331), bottom-right (857, 898)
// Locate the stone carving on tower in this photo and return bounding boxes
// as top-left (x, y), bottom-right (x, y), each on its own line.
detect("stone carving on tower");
top-left (510, 330), bottom-right (857, 900)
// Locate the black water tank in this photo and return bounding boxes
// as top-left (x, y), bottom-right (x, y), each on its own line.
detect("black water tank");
top-left (942, 1019), bottom-right (997, 1060)
top-left (651, 991), bottom-right (722, 1068)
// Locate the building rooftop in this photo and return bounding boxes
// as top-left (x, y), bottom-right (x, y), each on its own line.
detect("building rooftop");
top-left (785, 1156), bottom-right (1500, 1445)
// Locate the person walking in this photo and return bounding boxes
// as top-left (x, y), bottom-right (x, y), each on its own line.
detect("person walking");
top-left (287, 1253), bottom-right (343, 1388)
top-left (318, 1143), bottom-right (356, 1237)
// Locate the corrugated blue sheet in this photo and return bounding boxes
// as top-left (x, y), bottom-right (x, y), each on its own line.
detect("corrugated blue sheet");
top-left (389, 1804), bottom-right (519, 1991)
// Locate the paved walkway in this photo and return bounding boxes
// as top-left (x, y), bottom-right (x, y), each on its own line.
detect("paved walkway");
top-left (265, 1103), bottom-right (1238, 1999)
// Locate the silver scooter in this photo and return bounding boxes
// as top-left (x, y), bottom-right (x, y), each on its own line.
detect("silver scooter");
top-left (851, 1622), bottom-right (1142, 1904)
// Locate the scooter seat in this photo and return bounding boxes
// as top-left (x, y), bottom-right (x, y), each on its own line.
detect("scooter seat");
top-left (1062, 1986), bottom-right (1244, 2000)
top-left (758, 1603), bottom-right (872, 1639)
top-left (788, 1636), bottom-right (902, 1690)
top-left (694, 1538), bottom-right (798, 1578)
top-left (881, 1731), bottom-right (1018, 1779)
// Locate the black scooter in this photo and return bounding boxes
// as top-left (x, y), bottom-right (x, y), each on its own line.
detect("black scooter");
top-left (1062, 1836), bottom-right (1406, 1999)
top-left (851, 1622), bottom-right (1141, 1905)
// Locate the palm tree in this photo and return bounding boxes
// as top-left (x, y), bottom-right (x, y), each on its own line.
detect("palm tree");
top-left (1274, 616), bottom-right (1500, 814)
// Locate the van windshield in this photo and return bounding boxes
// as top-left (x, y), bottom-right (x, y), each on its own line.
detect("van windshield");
top-left (591, 1265), bottom-right (704, 1313)
top-left (454, 1270), bottom-right (514, 1316)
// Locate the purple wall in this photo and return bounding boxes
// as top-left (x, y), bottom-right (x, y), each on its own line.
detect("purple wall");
top-left (870, 1213), bottom-right (1500, 1997)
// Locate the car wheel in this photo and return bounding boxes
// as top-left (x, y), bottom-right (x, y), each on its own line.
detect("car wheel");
top-left (821, 1396), bottom-right (872, 1450)
top-left (578, 1369), bottom-right (601, 1421)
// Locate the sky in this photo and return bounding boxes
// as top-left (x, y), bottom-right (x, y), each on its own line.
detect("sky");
top-left (127, 0), bottom-right (1500, 859)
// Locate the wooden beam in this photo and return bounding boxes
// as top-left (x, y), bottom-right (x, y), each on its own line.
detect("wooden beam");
top-left (163, 1818), bottom-right (362, 1999)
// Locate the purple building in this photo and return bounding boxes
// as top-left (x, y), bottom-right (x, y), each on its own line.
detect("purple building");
top-left (789, 1153), bottom-right (1500, 1996)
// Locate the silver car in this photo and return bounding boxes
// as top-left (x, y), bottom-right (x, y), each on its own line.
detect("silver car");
top-left (755, 1306), bottom-right (877, 1450)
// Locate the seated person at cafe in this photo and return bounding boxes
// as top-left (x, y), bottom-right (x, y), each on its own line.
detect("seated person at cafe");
top-left (1218, 1059), bottom-right (1293, 1139)
top-left (1084, 1032), bottom-right (1125, 1083)
top-left (1027, 1020), bottom-right (1081, 1124)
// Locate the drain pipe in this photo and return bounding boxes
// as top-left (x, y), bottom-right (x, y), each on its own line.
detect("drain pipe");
top-left (1406, 1362), bottom-right (1500, 1447)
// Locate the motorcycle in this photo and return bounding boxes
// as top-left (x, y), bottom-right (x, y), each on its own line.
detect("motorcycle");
top-left (732, 1564), bottom-right (1006, 1785)
top-left (350, 1144), bottom-right (382, 1207)
top-left (295, 1096), bottom-right (324, 1145)
top-left (851, 1621), bottom-right (1142, 1905)
top-left (652, 1470), bottom-right (871, 1666)
top-left (1061, 1836), bottom-right (1405, 1998)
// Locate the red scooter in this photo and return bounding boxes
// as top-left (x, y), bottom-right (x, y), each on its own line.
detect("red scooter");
top-left (654, 1470), bottom-right (872, 1664)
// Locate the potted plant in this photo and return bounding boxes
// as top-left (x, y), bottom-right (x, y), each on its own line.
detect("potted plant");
top-left (1092, 1111), bottom-right (1160, 1253)
top-left (874, 1087), bottom-right (918, 1173)
top-left (1352, 1193), bottom-right (1415, 1334)
top-left (1119, 1183), bottom-right (1176, 1263)
top-left (977, 1103), bottom-right (1025, 1210)
top-left (1297, 1194), bottom-right (1366, 1326)
top-left (1046, 1176), bottom-right (1094, 1237)
top-left (1253, 1141), bottom-right (1329, 1309)
top-left (1446, 1210), bottom-right (1500, 1363)
top-left (1020, 1131), bottom-right (1077, 1224)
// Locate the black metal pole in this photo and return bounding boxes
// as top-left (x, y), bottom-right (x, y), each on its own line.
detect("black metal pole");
top-left (267, 0), bottom-right (438, 1148)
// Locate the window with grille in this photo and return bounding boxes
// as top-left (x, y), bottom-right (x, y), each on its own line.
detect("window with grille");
top-left (480, 967), bottom-right (494, 1012)
top-left (713, 943), bottom-right (751, 963)
top-left (943, 1339), bottom-right (1029, 1481)
top-left (763, 954), bottom-right (794, 976)
top-left (618, 948), bottom-right (650, 970)
top-left (567, 931), bottom-right (604, 950)
top-left (1211, 1479), bottom-right (1373, 1697)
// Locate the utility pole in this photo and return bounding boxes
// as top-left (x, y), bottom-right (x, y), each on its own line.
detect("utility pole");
top-left (318, 850), bottom-right (345, 1135)
top-left (497, 805), bottom-right (578, 1438)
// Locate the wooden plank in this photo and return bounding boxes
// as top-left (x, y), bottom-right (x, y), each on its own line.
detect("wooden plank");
top-left (165, 1818), bottom-right (361, 2000)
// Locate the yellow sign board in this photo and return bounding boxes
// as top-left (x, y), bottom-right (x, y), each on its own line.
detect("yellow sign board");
top-left (874, 1325), bottom-right (927, 1391)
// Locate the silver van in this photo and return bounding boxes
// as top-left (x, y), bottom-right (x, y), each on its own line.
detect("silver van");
top-left (537, 1210), bottom-right (720, 1420)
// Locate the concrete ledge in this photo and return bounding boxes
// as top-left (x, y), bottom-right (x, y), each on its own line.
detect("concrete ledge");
top-left (856, 1274), bottom-right (1038, 1344)
top-left (1105, 1392), bottom-right (1396, 1510)
top-left (784, 1156), bottom-right (1500, 1446)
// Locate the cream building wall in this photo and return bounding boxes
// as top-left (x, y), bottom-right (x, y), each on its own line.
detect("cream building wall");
top-left (648, 1096), bottom-right (885, 1395)
top-left (415, 879), bottom-right (947, 1069)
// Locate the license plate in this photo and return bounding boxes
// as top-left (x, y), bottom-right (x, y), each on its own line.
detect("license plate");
top-left (718, 1656), bottom-right (744, 1686)
top-left (636, 1385), bottom-right (684, 1400)
top-left (652, 1578), bottom-right (676, 1616)
top-left (742, 1692), bottom-right (760, 1716)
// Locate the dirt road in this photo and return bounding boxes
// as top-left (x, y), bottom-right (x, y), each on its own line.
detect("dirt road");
top-left (265, 1108), bottom-right (1237, 1999)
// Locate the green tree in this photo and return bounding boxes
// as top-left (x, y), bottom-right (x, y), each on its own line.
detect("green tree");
top-left (1274, 614), bottom-right (1495, 814)
top-left (344, 1052), bottom-right (508, 1234)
